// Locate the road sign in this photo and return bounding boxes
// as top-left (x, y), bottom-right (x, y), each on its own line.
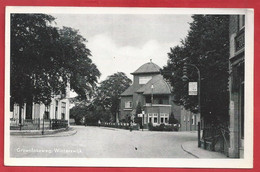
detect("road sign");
top-left (189, 82), bottom-right (197, 95)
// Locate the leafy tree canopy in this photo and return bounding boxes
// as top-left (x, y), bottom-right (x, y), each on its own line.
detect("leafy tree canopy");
top-left (10, 14), bottom-right (100, 107)
top-left (162, 15), bottom-right (230, 124)
top-left (70, 72), bottom-right (132, 123)
top-left (94, 72), bottom-right (132, 122)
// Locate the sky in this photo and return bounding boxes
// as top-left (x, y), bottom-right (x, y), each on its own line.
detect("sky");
top-left (52, 14), bottom-right (193, 81)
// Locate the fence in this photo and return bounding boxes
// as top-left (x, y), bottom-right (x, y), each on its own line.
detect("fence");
top-left (101, 122), bottom-right (140, 130)
top-left (10, 118), bottom-right (68, 130)
top-left (202, 124), bottom-right (230, 155)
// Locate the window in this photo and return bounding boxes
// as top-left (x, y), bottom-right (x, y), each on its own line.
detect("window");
top-left (165, 118), bottom-right (168, 123)
top-left (192, 115), bottom-right (195, 125)
top-left (161, 117), bottom-right (164, 123)
top-left (241, 82), bottom-right (244, 139)
top-left (149, 117), bottom-right (152, 123)
top-left (55, 100), bottom-right (58, 119)
top-left (125, 101), bottom-right (132, 108)
top-left (61, 102), bottom-right (66, 120)
top-left (239, 15), bottom-right (245, 30)
top-left (154, 117), bottom-right (158, 123)
top-left (44, 105), bottom-right (50, 119)
top-left (139, 76), bottom-right (152, 84)
top-left (153, 113), bottom-right (158, 117)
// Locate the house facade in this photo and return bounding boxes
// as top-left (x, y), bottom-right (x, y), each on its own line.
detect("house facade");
top-left (120, 61), bottom-right (181, 127)
top-left (228, 15), bottom-right (245, 158)
top-left (10, 87), bottom-right (70, 130)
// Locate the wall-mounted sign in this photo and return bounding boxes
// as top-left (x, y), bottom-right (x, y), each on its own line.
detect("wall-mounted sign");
top-left (189, 82), bottom-right (197, 95)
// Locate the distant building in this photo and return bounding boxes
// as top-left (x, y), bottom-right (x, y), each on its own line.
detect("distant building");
top-left (228, 15), bottom-right (245, 158)
top-left (180, 107), bottom-right (200, 131)
top-left (120, 61), bottom-right (181, 127)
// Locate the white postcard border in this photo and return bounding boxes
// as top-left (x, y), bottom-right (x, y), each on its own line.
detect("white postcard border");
top-left (4, 7), bottom-right (254, 168)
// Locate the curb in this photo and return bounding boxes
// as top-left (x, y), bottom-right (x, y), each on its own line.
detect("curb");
top-left (20, 129), bottom-right (78, 138)
top-left (181, 144), bottom-right (199, 158)
top-left (10, 128), bottom-right (77, 138)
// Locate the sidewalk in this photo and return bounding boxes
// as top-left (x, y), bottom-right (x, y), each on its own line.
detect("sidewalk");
top-left (10, 127), bottom-right (77, 138)
top-left (181, 141), bottom-right (228, 159)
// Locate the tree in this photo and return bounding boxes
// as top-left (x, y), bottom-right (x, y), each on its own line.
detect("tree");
top-left (135, 102), bottom-right (142, 116)
top-left (57, 27), bottom-right (101, 100)
top-left (10, 14), bottom-right (100, 118)
top-left (94, 72), bottom-right (132, 122)
top-left (169, 113), bottom-right (179, 124)
top-left (162, 15), bottom-right (230, 125)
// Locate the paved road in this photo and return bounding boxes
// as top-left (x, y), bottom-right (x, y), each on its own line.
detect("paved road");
top-left (10, 126), bottom-right (197, 158)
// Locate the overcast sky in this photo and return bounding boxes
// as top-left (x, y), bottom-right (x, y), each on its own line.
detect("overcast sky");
top-left (51, 14), bottom-right (193, 83)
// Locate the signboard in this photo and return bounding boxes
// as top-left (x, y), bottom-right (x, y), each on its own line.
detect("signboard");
top-left (189, 82), bottom-right (197, 95)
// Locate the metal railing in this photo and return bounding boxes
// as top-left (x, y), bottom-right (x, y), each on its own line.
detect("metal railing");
top-left (10, 118), bottom-right (68, 130)
top-left (202, 124), bottom-right (230, 155)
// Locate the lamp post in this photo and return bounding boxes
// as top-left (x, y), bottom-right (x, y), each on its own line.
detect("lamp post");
top-left (182, 62), bottom-right (201, 147)
top-left (142, 110), bottom-right (145, 131)
top-left (151, 84), bottom-right (154, 105)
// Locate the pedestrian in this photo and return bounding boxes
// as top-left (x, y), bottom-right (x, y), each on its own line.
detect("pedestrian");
top-left (130, 120), bottom-right (133, 132)
top-left (98, 120), bottom-right (101, 127)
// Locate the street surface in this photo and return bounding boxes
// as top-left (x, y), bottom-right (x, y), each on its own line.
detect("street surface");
top-left (10, 126), bottom-right (197, 158)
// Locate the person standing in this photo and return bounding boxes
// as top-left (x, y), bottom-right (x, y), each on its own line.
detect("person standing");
top-left (130, 120), bottom-right (133, 132)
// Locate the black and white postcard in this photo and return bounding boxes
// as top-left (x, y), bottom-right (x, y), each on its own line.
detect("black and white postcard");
top-left (4, 7), bottom-right (254, 168)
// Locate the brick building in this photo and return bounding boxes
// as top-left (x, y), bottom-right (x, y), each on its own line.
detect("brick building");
top-left (180, 107), bottom-right (200, 131)
top-left (120, 61), bottom-right (181, 127)
top-left (228, 15), bottom-right (245, 158)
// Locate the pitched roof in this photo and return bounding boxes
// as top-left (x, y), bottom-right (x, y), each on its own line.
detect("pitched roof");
top-left (121, 85), bottom-right (134, 96)
top-left (137, 75), bottom-right (172, 95)
top-left (131, 62), bottom-right (161, 75)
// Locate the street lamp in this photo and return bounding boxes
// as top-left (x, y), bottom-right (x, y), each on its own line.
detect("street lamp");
top-left (142, 110), bottom-right (145, 131)
top-left (151, 84), bottom-right (154, 106)
top-left (182, 62), bottom-right (201, 147)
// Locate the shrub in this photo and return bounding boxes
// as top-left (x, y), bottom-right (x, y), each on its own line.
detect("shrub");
top-left (148, 123), bottom-right (179, 131)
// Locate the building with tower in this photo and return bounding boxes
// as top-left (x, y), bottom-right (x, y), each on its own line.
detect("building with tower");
top-left (120, 60), bottom-right (181, 128)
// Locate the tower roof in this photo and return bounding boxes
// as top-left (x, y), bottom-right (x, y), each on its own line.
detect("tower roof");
top-left (131, 61), bottom-right (161, 75)
top-left (136, 75), bottom-right (172, 95)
